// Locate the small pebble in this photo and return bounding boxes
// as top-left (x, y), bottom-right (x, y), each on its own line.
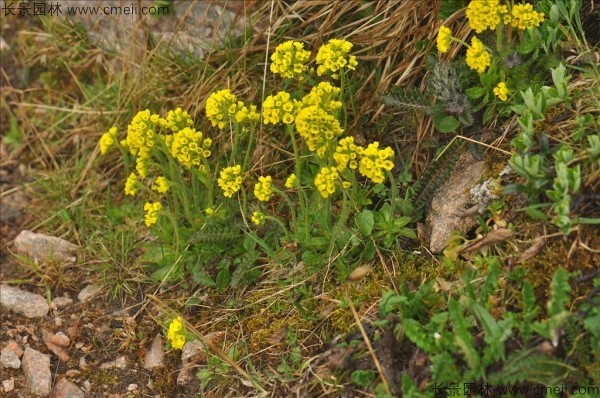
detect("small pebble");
top-left (127, 384), bottom-right (138, 391)
top-left (2, 378), bottom-right (15, 392)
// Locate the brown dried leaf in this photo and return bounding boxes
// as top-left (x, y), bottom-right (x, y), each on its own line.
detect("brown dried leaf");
top-left (459, 228), bottom-right (514, 254)
top-left (517, 237), bottom-right (547, 263)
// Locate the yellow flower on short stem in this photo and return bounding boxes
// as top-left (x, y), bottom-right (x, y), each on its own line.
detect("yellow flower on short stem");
top-left (510, 3), bottom-right (544, 30)
top-left (254, 176), bottom-right (273, 202)
top-left (167, 316), bottom-right (186, 350)
top-left (99, 126), bottom-right (118, 155)
top-left (166, 108), bottom-right (193, 133)
top-left (125, 173), bottom-right (140, 196)
top-left (285, 174), bottom-right (297, 189)
top-left (314, 166), bottom-right (339, 198)
top-left (251, 211), bottom-right (265, 225)
top-left (169, 127), bottom-right (212, 169)
top-left (295, 106), bottom-right (344, 157)
top-left (358, 142), bottom-right (395, 184)
top-left (144, 201), bottom-right (162, 227)
top-left (466, 36), bottom-right (491, 74)
top-left (315, 38), bottom-right (358, 78)
top-left (205, 207), bottom-right (215, 216)
top-left (262, 92), bottom-right (298, 125)
top-left (436, 26), bottom-right (453, 53)
top-left (270, 40), bottom-right (311, 80)
top-left (218, 165), bottom-right (243, 198)
top-left (301, 82), bottom-right (342, 115)
top-left (152, 176), bottom-right (170, 193)
top-left (493, 82), bottom-right (510, 101)
top-left (465, 0), bottom-right (508, 33)
top-left (205, 89), bottom-right (246, 130)
top-left (333, 136), bottom-right (363, 171)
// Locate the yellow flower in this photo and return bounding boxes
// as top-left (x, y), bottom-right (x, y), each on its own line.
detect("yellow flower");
top-left (466, 36), bottom-right (491, 74)
top-left (314, 166), bottom-right (339, 198)
top-left (125, 173), bottom-right (140, 196)
top-left (301, 82), bottom-right (342, 115)
top-left (466, 0), bottom-right (508, 33)
top-left (510, 3), bottom-right (544, 30)
top-left (205, 207), bottom-right (215, 215)
top-left (218, 165), bottom-right (243, 198)
top-left (295, 106), bottom-right (344, 157)
top-left (493, 82), bottom-right (510, 101)
top-left (99, 126), bottom-right (118, 155)
top-left (169, 127), bottom-right (212, 169)
top-left (316, 38), bottom-right (358, 78)
top-left (166, 108), bottom-right (193, 133)
top-left (144, 201), bottom-right (162, 227)
top-left (270, 40), bottom-right (311, 80)
top-left (333, 136), bottom-right (364, 171)
top-left (358, 142), bottom-right (394, 184)
top-left (436, 26), bottom-right (453, 53)
top-left (206, 89), bottom-right (246, 130)
top-left (342, 181), bottom-right (352, 190)
top-left (235, 104), bottom-right (260, 125)
top-left (152, 176), bottom-right (170, 193)
top-left (167, 316), bottom-right (185, 350)
top-left (251, 211), bottom-right (265, 225)
top-left (262, 92), bottom-right (298, 125)
top-left (285, 174), bottom-right (297, 189)
top-left (126, 109), bottom-right (164, 157)
top-left (136, 155), bottom-right (149, 179)
top-left (254, 176), bottom-right (273, 202)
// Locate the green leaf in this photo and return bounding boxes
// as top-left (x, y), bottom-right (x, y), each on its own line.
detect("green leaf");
top-left (518, 37), bottom-right (539, 54)
top-left (191, 270), bottom-right (216, 287)
top-left (465, 86), bottom-right (486, 99)
top-left (404, 318), bottom-right (435, 352)
top-left (350, 370), bottom-right (376, 387)
top-left (216, 265), bottom-right (231, 292)
top-left (434, 115), bottom-right (461, 133)
top-left (355, 209), bottom-right (374, 236)
top-left (547, 267), bottom-right (571, 316)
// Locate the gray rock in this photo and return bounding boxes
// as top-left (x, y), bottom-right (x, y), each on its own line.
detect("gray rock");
top-left (14, 230), bottom-right (78, 264)
top-left (99, 355), bottom-right (126, 370)
top-left (143, 334), bottom-right (164, 369)
top-left (22, 347), bottom-right (52, 397)
top-left (1, 347), bottom-right (21, 369)
top-left (0, 285), bottom-right (50, 318)
top-left (51, 296), bottom-right (73, 310)
top-left (0, 190), bottom-right (26, 223)
top-left (77, 284), bottom-right (103, 302)
top-left (426, 152), bottom-right (486, 253)
top-left (50, 378), bottom-right (85, 398)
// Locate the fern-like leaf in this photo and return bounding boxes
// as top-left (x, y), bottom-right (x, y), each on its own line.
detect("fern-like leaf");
top-left (409, 138), bottom-right (466, 210)
top-left (380, 87), bottom-right (441, 115)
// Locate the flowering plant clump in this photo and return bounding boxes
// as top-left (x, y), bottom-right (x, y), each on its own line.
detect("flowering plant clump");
top-left (218, 165), bottom-right (243, 198)
top-left (316, 38), bottom-right (358, 78)
top-left (166, 107), bottom-right (194, 133)
top-left (169, 127), bottom-right (212, 169)
top-left (333, 137), bottom-right (363, 171)
top-left (251, 211), bottom-right (265, 225)
top-left (270, 40), bottom-right (311, 80)
top-left (152, 176), bottom-right (170, 194)
top-left (465, 36), bottom-right (491, 74)
top-left (166, 316), bottom-right (186, 350)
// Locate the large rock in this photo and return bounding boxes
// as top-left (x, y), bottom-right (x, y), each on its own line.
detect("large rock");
top-left (426, 151), bottom-right (485, 253)
top-left (0, 285), bottom-right (50, 318)
top-left (14, 230), bottom-right (78, 264)
top-left (22, 347), bottom-right (52, 397)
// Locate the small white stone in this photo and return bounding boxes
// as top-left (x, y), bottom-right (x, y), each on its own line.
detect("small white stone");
top-left (127, 384), bottom-right (138, 391)
top-left (2, 378), bottom-right (15, 392)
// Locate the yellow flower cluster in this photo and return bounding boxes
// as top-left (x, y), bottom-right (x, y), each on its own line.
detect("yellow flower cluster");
top-left (205, 89), bottom-right (246, 130)
top-left (285, 174), bottom-right (297, 189)
top-left (315, 38), bottom-right (358, 78)
top-left (169, 127), bottom-right (212, 169)
top-left (270, 40), bottom-right (311, 80)
top-left (358, 142), bottom-right (395, 184)
top-left (510, 3), bottom-right (544, 30)
top-left (144, 201), bottom-right (162, 227)
top-left (314, 167), bottom-right (339, 198)
top-left (493, 82), bottom-right (510, 101)
top-left (436, 26), bottom-right (453, 54)
top-left (262, 92), bottom-right (298, 125)
top-left (465, 0), bottom-right (508, 33)
top-left (254, 176), bottom-right (273, 202)
top-left (301, 82), bottom-right (342, 115)
top-left (125, 173), bottom-right (140, 196)
top-left (166, 108), bottom-right (193, 133)
top-left (333, 137), bottom-right (363, 171)
top-left (99, 126), bottom-right (118, 155)
top-left (136, 156), bottom-right (150, 178)
top-left (235, 104), bottom-right (260, 125)
top-left (218, 165), bottom-right (243, 198)
top-left (167, 316), bottom-right (185, 350)
top-left (466, 36), bottom-right (491, 74)
top-left (295, 106), bottom-right (344, 157)
top-left (126, 110), bottom-right (163, 157)
top-left (251, 211), bottom-right (265, 225)
top-left (152, 176), bottom-right (170, 193)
